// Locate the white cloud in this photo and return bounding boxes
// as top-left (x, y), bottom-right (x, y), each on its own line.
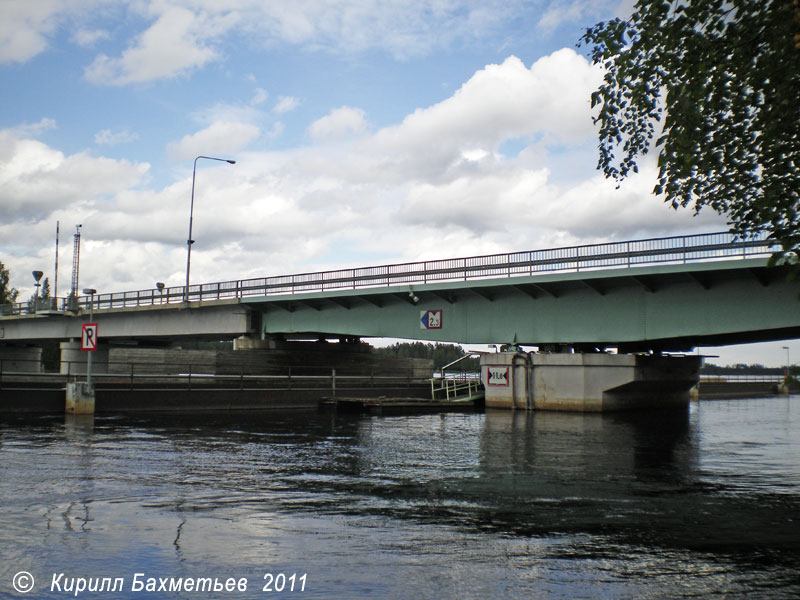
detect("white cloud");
top-left (251, 87), bottom-right (269, 106)
top-left (2, 1), bottom-right (555, 84)
top-left (7, 117), bottom-right (57, 138)
top-left (73, 28), bottom-right (111, 47)
top-left (0, 1), bottom-right (109, 63)
top-left (95, 128), bottom-right (139, 145)
top-left (83, 5), bottom-right (229, 85)
top-left (308, 107), bottom-right (367, 141)
top-left (266, 122), bottom-right (285, 139)
top-left (0, 127), bottom-right (149, 223)
top-left (167, 121), bottom-right (260, 161)
top-left (235, 0), bottom-right (528, 60)
top-left (273, 96), bottom-right (299, 114)
top-left (333, 50), bottom-right (602, 184)
top-left (0, 0), bottom-right (63, 64)
top-left (538, 0), bottom-right (597, 33)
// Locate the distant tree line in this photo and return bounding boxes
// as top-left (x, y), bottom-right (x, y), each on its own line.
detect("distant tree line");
top-left (701, 362), bottom-right (795, 376)
top-left (374, 342), bottom-right (479, 371)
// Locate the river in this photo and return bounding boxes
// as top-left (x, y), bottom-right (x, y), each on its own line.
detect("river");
top-left (1, 397), bottom-right (799, 599)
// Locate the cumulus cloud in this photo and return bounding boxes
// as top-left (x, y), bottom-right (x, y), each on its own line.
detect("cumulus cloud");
top-left (83, 5), bottom-right (230, 85)
top-left (167, 121), bottom-right (261, 161)
top-left (95, 128), bottom-right (139, 145)
top-left (308, 107), bottom-right (367, 141)
top-left (72, 28), bottom-right (111, 47)
top-left (325, 50), bottom-right (603, 185)
top-left (7, 117), bottom-right (57, 137)
top-left (0, 0), bottom-right (64, 63)
top-left (0, 128), bottom-right (149, 223)
top-left (251, 88), bottom-right (269, 106)
top-left (273, 96), bottom-right (299, 114)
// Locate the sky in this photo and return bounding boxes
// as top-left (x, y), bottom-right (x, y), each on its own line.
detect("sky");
top-left (0, 0), bottom-right (795, 368)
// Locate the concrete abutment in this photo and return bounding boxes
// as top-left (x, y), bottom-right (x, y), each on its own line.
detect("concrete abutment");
top-left (480, 351), bottom-right (700, 412)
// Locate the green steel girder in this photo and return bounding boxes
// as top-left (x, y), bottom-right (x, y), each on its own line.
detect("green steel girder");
top-left (242, 258), bottom-right (800, 350)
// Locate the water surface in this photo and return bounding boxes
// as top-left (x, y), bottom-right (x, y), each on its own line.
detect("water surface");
top-left (1, 397), bottom-right (799, 598)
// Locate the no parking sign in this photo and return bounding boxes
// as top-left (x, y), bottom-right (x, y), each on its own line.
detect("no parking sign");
top-left (81, 323), bottom-right (98, 352)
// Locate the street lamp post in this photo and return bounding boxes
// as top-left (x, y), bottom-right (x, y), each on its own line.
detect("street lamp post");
top-left (184, 155), bottom-right (236, 302)
top-left (783, 346), bottom-right (790, 378)
top-left (32, 270), bottom-right (43, 313)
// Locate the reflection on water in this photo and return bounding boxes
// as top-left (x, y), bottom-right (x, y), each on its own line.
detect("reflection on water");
top-left (1, 398), bottom-right (799, 599)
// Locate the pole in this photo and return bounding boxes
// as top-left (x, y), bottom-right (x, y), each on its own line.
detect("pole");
top-left (54, 221), bottom-right (59, 299)
top-left (86, 292), bottom-right (94, 391)
top-left (184, 156), bottom-right (235, 303)
top-left (784, 346), bottom-right (790, 378)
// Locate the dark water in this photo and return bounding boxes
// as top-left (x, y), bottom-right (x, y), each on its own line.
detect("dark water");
top-left (1, 397), bottom-right (799, 599)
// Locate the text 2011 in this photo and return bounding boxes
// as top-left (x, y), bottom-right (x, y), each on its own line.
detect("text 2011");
top-left (263, 573), bottom-right (307, 593)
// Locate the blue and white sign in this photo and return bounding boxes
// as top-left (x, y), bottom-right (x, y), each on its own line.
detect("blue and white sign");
top-left (419, 309), bottom-right (442, 330)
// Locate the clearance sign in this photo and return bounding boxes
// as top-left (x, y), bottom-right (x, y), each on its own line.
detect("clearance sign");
top-left (419, 310), bottom-right (442, 330)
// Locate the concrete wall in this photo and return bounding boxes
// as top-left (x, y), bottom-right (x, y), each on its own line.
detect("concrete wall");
top-left (0, 346), bottom-right (43, 373)
top-left (102, 341), bottom-right (433, 379)
top-left (481, 351), bottom-right (700, 412)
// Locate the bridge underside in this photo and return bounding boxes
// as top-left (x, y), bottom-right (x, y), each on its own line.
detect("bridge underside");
top-left (244, 259), bottom-right (800, 351)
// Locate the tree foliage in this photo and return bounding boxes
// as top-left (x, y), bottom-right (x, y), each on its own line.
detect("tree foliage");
top-left (374, 342), bottom-right (479, 370)
top-left (581, 1), bottom-right (800, 261)
top-left (0, 261), bottom-right (18, 304)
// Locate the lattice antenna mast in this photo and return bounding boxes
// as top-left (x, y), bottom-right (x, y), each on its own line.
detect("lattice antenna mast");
top-left (54, 221), bottom-right (59, 299)
top-left (70, 224), bottom-right (82, 298)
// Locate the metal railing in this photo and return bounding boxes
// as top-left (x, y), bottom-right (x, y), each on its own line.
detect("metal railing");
top-left (431, 377), bottom-right (483, 402)
top-left (1, 230), bottom-right (778, 316)
top-left (699, 374), bottom-right (785, 384)
top-left (0, 358), bottom-right (431, 393)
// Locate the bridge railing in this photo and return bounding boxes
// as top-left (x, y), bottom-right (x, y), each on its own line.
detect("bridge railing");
top-left (1, 230), bottom-right (780, 315)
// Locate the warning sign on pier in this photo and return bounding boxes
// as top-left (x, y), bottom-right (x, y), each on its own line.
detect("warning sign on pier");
top-left (485, 366), bottom-right (509, 386)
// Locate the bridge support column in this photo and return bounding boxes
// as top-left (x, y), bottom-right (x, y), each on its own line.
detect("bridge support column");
top-left (60, 341), bottom-right (109, 376)
top-left (481, 352), bottom-right (700, 412)
top-left (66, 382), bottom-right (95, 415)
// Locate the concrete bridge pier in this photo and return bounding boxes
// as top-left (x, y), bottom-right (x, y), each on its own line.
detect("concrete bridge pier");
top-left (60, 340), bottom-right (109, 376)
top-left (481, 351), bottom-right (700, 412)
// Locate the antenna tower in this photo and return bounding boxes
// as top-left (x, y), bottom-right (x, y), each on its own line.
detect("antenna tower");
top-left (54, 221), bottom-right (60, 298)
top-left (71, 224), bottom-right (82, 298)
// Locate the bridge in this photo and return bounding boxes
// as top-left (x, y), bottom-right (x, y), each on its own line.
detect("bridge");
top-left (2, 230), bottom-right (798, 413)
top-left (1, 231), bottom-right (797, 351)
